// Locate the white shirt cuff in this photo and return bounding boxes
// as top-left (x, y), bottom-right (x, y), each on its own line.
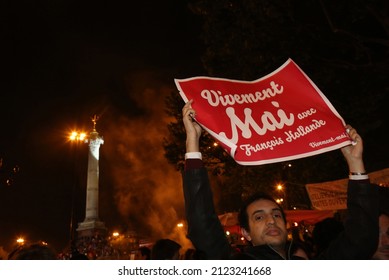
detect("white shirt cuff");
top-left (348, 174), bottom-right (369, 180)
top-left (185, 152), bottom-right (202, 160)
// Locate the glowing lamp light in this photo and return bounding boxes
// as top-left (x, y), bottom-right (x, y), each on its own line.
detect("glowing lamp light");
top-left (276, 184), bottom-right (283, 191)
top-left (79, 133), bottom-right (87, 141)
top-left (69, 132), bottom-right (77, 141)
top-left (276, 198), bottom-right (284, 203)
top-left (226, 231), bottom-right (230, 236)
top-left (16, 237), bottom-right (25, 244)
top-left (112, 232), bottom-right (119, 237)
top-left (69, 131), bottom-right (87, 141)
top-left (177, 223), bottom-right (184, 228)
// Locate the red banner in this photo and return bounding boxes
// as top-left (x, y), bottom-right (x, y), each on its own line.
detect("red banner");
top-left (175, 59), bottom-right (352, 165)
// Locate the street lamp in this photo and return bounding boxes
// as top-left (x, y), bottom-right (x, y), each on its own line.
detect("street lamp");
top-left (275, 183), bottom-right (286, 206)
top-left (16, 237), bottom-right (25, 246)
top-left (69, 131), bottom-right (87, 142)
top-left (276, 198), bottom-right (284, 204)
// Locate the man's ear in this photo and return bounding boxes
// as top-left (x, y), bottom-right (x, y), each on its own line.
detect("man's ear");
top-left (241, 227), bottom-right (252, 242)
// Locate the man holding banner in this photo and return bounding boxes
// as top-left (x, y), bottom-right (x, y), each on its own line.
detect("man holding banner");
top-left (182, 100), bottom-right (378, 259)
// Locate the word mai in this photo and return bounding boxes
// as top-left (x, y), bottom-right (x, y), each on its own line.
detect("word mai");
top-left (218, 102), bottom-right (320, 145)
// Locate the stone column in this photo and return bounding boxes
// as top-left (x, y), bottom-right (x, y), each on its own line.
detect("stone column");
top-left (77, 119), bottom-right (106, 237)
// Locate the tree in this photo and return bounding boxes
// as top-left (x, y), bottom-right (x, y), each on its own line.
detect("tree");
top-left (164, 0), bottom-right (389, 212)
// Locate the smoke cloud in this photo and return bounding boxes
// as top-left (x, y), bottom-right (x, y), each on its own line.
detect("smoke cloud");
top-left (100, 71), bottom-right (193, 251)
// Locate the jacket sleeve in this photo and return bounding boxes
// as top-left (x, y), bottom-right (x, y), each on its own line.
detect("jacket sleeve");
top-left (182, 167), bottom-right (231, 259)
top-left (317, 180), bottom-right (379, 259)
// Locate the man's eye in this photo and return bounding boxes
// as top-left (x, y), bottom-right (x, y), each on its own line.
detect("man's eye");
top-left (254, 215), bottom-right (264, 220)
top-left (273, 213), bottom-right (282, 218)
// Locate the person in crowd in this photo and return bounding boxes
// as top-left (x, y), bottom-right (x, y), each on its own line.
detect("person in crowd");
top-left (150, 239), bottom-right (181, 260)
top-left (69, 249), bottom-right (89, 260)
top-left (136, 246), bottom-right (151, 260)
top-left (183, 248), bottom-right (196, 259)
top-left (289, 225), bottom-right (313, 259)
top-left (372, 211), bottom-right (389, 260)
top-left (311, 217), bottom-right (344, 258)
top-left (8, 242), bottom-right (57, 260)
top-left (182, 248), bottom-right (206, 260)
top-left (182, 100), bottom-right (378, 260)
top-left (372, 187), bottom-right (389, 260)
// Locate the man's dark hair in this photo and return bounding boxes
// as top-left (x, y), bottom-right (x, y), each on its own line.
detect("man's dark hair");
top-left (151, 239), bottom-right (181, 260)
top-left (238, 192), bottom-right (287, 231)
top-left (312, 217), bottom-right (344, 257)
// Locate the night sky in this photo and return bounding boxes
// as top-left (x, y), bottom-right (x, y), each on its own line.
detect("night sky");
top-left (1, 0), bottom-right (205, 253)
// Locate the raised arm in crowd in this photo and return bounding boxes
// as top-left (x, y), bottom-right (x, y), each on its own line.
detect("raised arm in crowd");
top-left (182, 100), bottom-right (379, 260)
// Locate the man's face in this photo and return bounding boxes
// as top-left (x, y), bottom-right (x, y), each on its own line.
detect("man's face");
top-left (372, 214), bottom-right (389, 260)
top-left (241, 199), bottom-right (287, 250)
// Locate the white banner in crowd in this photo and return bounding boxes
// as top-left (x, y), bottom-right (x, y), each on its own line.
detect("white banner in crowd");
top-left (306, 168), bottom-right (389, 210)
